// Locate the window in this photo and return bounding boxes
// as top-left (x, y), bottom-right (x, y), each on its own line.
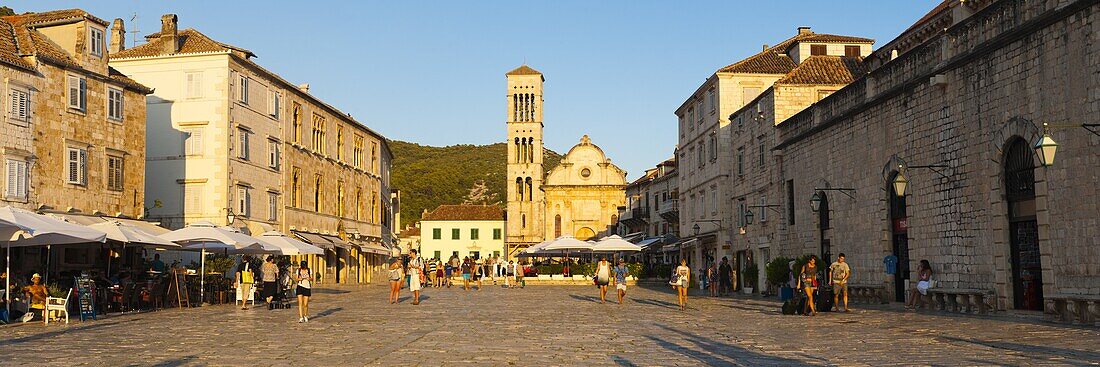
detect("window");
top-left (786, 180), bottom-right (795, 225)
top-left (237, 74), bottom-right (249, 104)
top-left (237, 128), bottom-right (250, 160)
top-left (184, 185), bottom-right (203, 214)
top-left (314, 176), bottom-right (323, 212)
top-left (737, 148), bottom-right (744, 176)
top-left (106, 155), bottom-right (124, 191)
top-left (738, 200), bottom-right (747, 226)
top-left (697, 102), bottom-right (704, 124)
top-left (816, 90), bottom-right (835, 101)
top-left (185, 72), bottom-right (203, 98)
top-left (370, 142), bottom-right (378, 173)
top-left (88, 27), bottom-right (104, 57)
top-left (355, 189), bottom-right (362, 220)
top-left (711, 190), bottom-right (718, 215)
top-left (707, 90), bottom-right (716, 113)
top-left (493, 228), bottom-right (502, 240)
top-left (66, 147), bottom-right (88, 185)
top-left (8, 87), bottom-right (30, 123)
top-left (336, 125), bottom-right (344, 161)
top-left (291, 168), bottom-right (301, 207)
top-left (236, 186), bottom-right (251, 217)
top-left (709, 135), bottom-right (717, 161)
top-left (688, 109), bottom-right (695, 131)
top-left (470, 228), bottom-right (479, 240)
top-left (697, 192), bottom-right (705, 219)
top-left (292, 104), bottom-right (302, 143)
top-left (696, 147), bottom-right (703, 168)
top-left (312, 114), bottom-right (326, 154)
top-left (268, 193), bottom-right (278, 221)
top-left (183, 128), bottom-right (204, 156)
top-left (353, 136), bottom-right (364, 169)
top-left (432, 228), bottom-right (441, 240)
top-left (269, 91), bottom-right (281, 119)
top-left (810, 44), bottom-right (827, 55)
top-left (68, 75), bottom-right (87, 111)
top-left (844, 45), bottom-right (861, 57)
top-left (434, 251), bottom-right (441, 260)
top-left (337, 183), bottom-right (345, 217)
top-left (268, 139), bottom-right (280, 170)
top-left (5, 159), bottom-right (28, 200)
top-left (451, 228), bottom-right (460, 240)
top-left (759, 196), bottom-right (768, 222)
top-left (107, 88), bottom-right (123, 121)
top-left (758, 142), bottom-right (766, 167)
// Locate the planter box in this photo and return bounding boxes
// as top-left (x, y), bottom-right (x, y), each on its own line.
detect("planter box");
top-left (572, 275), bottom-right (586, 280)
top-left (743, 288), bottom-right (754, 295)
top-left (551, 275), bottom-right (565, 280)
top-left (537, 275), bottom-right (551, 280)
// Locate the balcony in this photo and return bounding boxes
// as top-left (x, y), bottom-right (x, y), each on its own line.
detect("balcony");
top-left (658, 199), bottom-right (679, 222)
top-left (618, 206), bottom-right (649, 228)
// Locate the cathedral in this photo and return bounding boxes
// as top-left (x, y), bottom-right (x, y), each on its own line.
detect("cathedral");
top-left (504, 65), bottom-right (627, 257)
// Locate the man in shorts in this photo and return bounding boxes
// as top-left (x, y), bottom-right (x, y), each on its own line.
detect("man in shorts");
top-left (829, 253), bottom-right (851, 312)
top-left (444, 260), bottom-right (454, 288)
top-left (612, 259), bottom-right (629, 304)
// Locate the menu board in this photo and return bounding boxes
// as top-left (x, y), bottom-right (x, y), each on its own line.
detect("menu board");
top-left (75, 277), bottom-right (97, 321)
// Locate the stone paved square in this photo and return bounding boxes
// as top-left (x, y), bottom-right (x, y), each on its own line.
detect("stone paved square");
top-left (1, 284), bottom-right (1097, 366)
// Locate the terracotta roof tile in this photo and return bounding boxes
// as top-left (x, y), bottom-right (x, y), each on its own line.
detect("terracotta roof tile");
top-left (399, 226), bottom-right (421, 237)
top-left (717, 32), bottom-right (873, 74)
top-left (506, 65), bottom-right (542, 76)
top-left (0, 18), bottom-right (34, 71)
top-left (5, 9), bottom-right (109, 27)
top-left (776, 56), bottom-right (866, 85)
top-left (112, 28), bottom-right (254, 59)
top-left (109, 67), bottom-right (154, 93)
top-left (422, 205), bottom-right (504, 221)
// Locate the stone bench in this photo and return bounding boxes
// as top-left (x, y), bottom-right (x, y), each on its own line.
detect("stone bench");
top-left (928, 288), bottom-right (993, 315)
top-left (846, 285), bottom-right (888, 304)
top-left (1046, 293), bottom-right (1100, 325)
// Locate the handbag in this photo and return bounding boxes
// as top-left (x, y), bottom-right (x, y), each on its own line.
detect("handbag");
top-left (241, 263), bottom-right (255, 284)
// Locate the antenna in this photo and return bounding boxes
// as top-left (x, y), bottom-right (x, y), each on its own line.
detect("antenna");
top-left (522, 56), bottom-right (527, 65)
top-left (129, 12), bottom-right (141, 47)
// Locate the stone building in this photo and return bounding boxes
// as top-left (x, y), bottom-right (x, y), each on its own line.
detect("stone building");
top-left (2, 10), bottom-right (151, 217)
top-left (503, 65), bottom-right (627, 257)
top-left (617, 157), bottom-right (680, 264)
top-left (543, 135), bottom-right (627, 241)
top-left (419, 205), bottom-right (504, 261)
top-left (726, 56), bottom-right (867, 291)
top-left (110, 14), bottom-right (393, 285)
top-left (770, 0), bottom-right (1099, 313)
top-left (675, 27), bottom-right (872, 273)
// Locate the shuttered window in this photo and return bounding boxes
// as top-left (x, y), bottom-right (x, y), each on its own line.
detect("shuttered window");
top-left (269, 91), bottom-right (281, 119)
top-left (186, 72), bottom-right (203, 98)
top-left (68, 75), bottom-right (87, 111)
top-left (66, 148), bottom-right (87, 185)
top-left (268, 193), bottom-right (278, 221)
top-left (9, 88), bottom-right (30, 123)
top-left (268, 139), bottom-right (280, 170)
top-left (237, 127), bottom-right (250, 160)
top-left (88, 27), bottom-right (104, 57)
top-left (237, 74), bottom-right (250, 104)
top-left (183, 128), bottom-right (204, 156)
top-left (237, 186), bottom-right (251, 217)
top-left (5, 159), bottom-right (28, 199)
top-left (107, 155), bottom-right (124, 191)
top-left (184, 185), bottom-right (203, 214)
top-left (107, 88), bottom-right (124, 121)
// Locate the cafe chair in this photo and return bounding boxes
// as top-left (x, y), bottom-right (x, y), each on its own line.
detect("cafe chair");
top-left (45, 289), bottom-right (71, 325)
top-left (234, 285), bottom-right (256, 306)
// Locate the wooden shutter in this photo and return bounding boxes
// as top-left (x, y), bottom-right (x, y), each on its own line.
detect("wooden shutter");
top-left (68, 77), bottom-right (80, 108)
top-left (5, 160), bottom-right (16, 197)
top-left (67, 148), bottom-right (79, 183)
top-left (78, 149), bottom-right (87, 185)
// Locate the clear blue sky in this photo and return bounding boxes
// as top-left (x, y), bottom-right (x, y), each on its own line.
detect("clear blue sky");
top-left (12, 1), bottom-right (936, 178)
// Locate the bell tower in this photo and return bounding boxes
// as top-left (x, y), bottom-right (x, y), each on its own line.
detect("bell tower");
top-left (505, 65), bottom-right (545, 256)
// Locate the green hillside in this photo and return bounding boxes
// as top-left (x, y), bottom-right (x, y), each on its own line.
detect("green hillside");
top-left (390, 141), bottom-right (562, 227)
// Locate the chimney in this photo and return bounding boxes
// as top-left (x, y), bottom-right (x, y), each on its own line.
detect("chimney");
top-left (762, 44), bottom-right (769, 51)
top-left (298, 83), bottom-right (310, 93)
top-left (159, 14), bottom-right (179, 54)
top-left (797, 26), bottom-right (812, 35)
top-left (109, 18), bottom-right (125, 53)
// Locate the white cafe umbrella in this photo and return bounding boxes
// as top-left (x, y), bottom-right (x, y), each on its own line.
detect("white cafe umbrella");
top-left (161, 221), bottom-right (266, 305)
top-left (0, 206), bottom-right (107, 322)
top-left (542, 236), bottom-right (594, 252)
top-left (88, 220), bottom-right (179, 277)
top-left (217, 227), bottom-right (281, 255)
top-left (258, 231), bottom-right (324, 255)
top-left (591, 235), bottom-right (642, 252)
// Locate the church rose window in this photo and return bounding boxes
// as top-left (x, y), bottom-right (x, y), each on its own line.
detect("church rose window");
top-left (580, 168), bottom-right (591, 178)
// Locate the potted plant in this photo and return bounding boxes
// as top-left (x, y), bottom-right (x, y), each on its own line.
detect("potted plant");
top-left (742, 263), bottom-right (759, 294)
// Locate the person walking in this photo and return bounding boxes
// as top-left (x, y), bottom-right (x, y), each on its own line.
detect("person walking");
top-left (595, 256), bottom-right (612, 304)
top-left (671, 259), bottom-right (690, 311)
top-left (612, 259), bottom-right (629, 305)
top-left (504, 260), bottom-right (514, 288)
top-left (434, 259), bottom-right (445, 288)
top-left (236, 255), bottom-right (255, 310)
top-left (426, 258), bottom-right (438, 288)
top-left (829, 253), bottom-right (851, 312)
top-left (517, 261), bottom-right (526, 288)
top-left (798, 256), bottom-right (819, 316)
top-left (388, 258), bottom-right (403, 304)
top-left (408, 250), bottom-right (424, 305)
top-left (905, 259), bottom-right (933, 310)
top-left (473, 258), bottom-right (484, 291)
top-left (707, 263), bottom-right (718, 297)
top-left (261, 256), bottom-right (279, 309)
top-left (296, 261), bottom-right (312, 322)
top-left (487, 256), bottom-right (497, 285)
top-left (718, 257), bottom-right (733, 296)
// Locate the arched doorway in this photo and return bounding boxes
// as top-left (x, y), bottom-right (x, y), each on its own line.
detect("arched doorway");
top-left (575, 227), bottom-right (595, 241)
top-left (888, 173), bottom-right (910, 302)
top-left (1004, 138), bottom-right (1043, 310)
top-left (817, 192), bottom-right (831, 266)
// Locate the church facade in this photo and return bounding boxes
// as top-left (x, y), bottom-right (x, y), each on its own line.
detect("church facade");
top-left (504, 65), bottom-right (626, 257)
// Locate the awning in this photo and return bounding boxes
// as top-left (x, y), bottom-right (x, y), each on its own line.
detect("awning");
top-left (45, 212), bottom-right (109, 226)
top-left (356, 241), bottom-right (390, 256)
top-left (321, 234), bottom-right (353, 250)
top-left (636, 237), bottom-right (663, 249)
top-left (661, 243), bottom-right (679, 252)
top-left (292, 231), bottom-right (335, 250)
top-left (621, 232), bottom-right (644, 242)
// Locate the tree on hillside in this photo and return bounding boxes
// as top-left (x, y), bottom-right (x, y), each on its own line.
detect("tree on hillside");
top-left (0, 7), bottom-right (16, 16)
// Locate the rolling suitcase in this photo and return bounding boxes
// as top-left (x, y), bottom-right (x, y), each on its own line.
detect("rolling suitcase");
top-left (816, 287), bottom-right (835, 312)
top-left (781, 299), bottom-right (798, 315)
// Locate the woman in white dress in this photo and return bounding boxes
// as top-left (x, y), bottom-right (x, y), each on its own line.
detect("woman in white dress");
top-left (595, 257), bottom-right (612, 304)
top-left (408, 249), bottom-right (424, 305)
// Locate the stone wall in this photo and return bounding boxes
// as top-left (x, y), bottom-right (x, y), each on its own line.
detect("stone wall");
top-left (1, 65), bottom-right (39, 208)
top-left (772, 0), bottom-right (1100, 308)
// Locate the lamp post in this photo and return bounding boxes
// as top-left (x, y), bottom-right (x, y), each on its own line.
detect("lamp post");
top-left (810, 192), bottom-right (823, 212)
top-left (1033, 122), bottom-right (1099, 167)
top-left (226, 208), bottom-right (236, 226)
top-left (892, 171), bottom-right (908, 197)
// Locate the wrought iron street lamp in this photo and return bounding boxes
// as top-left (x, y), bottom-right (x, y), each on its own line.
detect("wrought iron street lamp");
top-left (891, 163), bottom-right (948, 197)
top-left (226, 209), bottom-right (236, 226)
top-left (810, 192), bottom-right (822, 212)
top-left (892, 171), bottom-right (908, 197)
top-left (1033, 133), bottom-right (1058, 166)
top-left (744, 209), bottom-right (755, 225)
top-left (692, 223), bottom-right (700, 236)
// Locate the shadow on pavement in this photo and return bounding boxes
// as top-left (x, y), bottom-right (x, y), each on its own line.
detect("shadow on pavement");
top-left (633, 298), bottom-right (680, 310)
top-left (569, 294), bottom-right (602, 303)
top-left (310, 288), bottom-right (351, 295)
top-left (940, 336), bottom-right (1100, 364)
top-left (396, 295), bottom-right (431, 303)
top-left (645, 323), bottom-right (811, 365)
top-left (308, 307), bottom-right (343, 320)
top-left (610, 355), bottom-right (639, 367)
top-left (152, 355), bottom-right (198, 367)
top-left (0, 318), bottom-right (139, 347)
